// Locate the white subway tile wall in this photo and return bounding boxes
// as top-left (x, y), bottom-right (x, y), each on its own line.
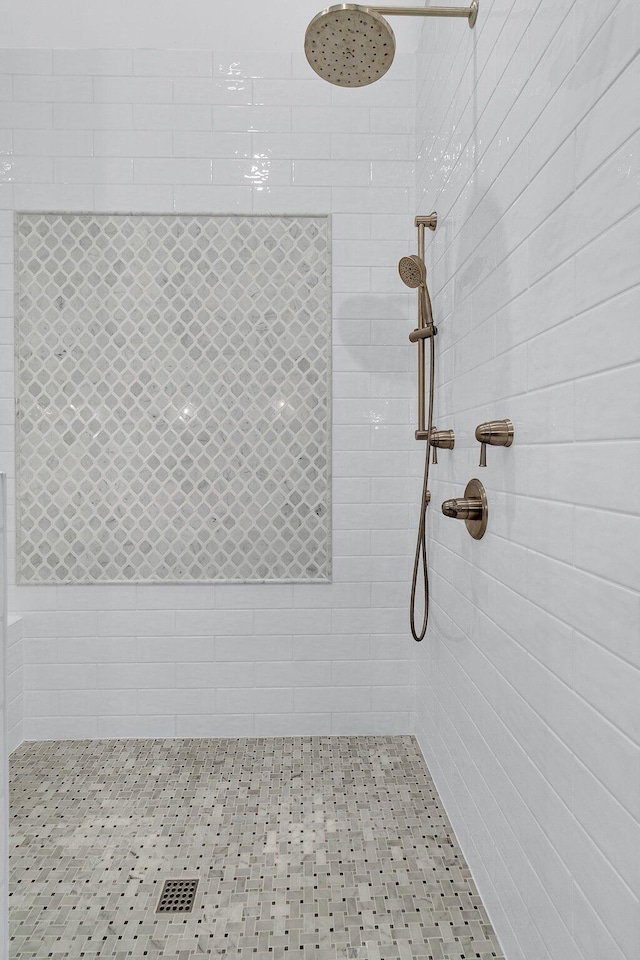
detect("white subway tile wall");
top-left (6, 616), bottom-right (22, 754)
top-left (0, 48), bottom-right (417, 740)
top-left (414, 2), bottom-right (640, 960)
top-left (0, 479), bottom-right (7, 953)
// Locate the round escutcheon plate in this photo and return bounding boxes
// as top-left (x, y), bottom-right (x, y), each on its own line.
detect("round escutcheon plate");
top-left (465, 478), bottom-right (488, 540)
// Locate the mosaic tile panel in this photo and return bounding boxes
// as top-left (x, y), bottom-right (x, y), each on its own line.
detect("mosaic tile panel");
top-left (15, 213), bottom-right (331, 584)
top-left (9, 736), bottom-right (505, 960)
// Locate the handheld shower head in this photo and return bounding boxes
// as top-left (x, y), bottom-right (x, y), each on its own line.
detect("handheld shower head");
top-left (304, 4), bottom-right (396, 88)
top-left (398, 254), bottom-right (427, 289)
top-left (400, 254), bottom-right (435, 330)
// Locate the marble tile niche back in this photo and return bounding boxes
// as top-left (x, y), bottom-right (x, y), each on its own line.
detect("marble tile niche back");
top-left (14, 213), bottom-right (331, 584)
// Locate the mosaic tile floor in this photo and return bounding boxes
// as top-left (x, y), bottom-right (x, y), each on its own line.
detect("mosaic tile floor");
top-left (9, 736), bottom-right (504, 960)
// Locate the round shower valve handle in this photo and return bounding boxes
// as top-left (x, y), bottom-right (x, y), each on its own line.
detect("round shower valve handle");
top-left (441, 479), bottom-right (488, 539)
top-left (442, 497), bottom-right (483, 520)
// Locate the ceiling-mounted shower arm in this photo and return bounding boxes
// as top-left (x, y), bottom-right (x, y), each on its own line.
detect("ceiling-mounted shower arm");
top-left (370, 3), bottom-right (478, 28)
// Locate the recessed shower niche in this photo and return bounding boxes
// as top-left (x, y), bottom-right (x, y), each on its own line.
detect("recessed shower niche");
top-left (15, 212), bottom-right (331, 584)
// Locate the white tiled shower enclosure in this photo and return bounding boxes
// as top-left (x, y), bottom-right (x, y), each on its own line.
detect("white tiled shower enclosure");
top-left (2, 2), bottom-right (639, 960)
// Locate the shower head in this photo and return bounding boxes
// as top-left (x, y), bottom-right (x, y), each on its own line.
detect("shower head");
top-left (305, 3), bottom-right (479, 87)
top-left (304, 4), bottom-right (396, 88)
top-left (398, 254), bottom-right (427, 289)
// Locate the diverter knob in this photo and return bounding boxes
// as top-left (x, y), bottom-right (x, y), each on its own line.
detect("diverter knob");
top-left (475, 418), bottom-right (514, 467)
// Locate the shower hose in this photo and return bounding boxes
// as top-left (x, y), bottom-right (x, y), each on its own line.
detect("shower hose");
top-left (410, 292), bottom-right (436, 643)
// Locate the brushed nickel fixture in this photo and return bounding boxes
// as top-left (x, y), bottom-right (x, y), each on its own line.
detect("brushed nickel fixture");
top-left (398, 213), bottom-right (439, 642)
top-left (398, 253), bottom-right (427, 288)
top-left (475, 418), bottom-right (514, 467)
top-left (429, 427), bottom-right (455, 464)
top-left (400, 213), bottom-right (437, 445)
top-left (305, 3), bottom-right (479, 87)
top-left (156, 878), bottom-right (199, 914)
top-left (442, 478), bottom-right (488, 540)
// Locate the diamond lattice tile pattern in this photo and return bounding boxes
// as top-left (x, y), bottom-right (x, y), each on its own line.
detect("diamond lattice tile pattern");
top-left (9, 736), bottom-right (504, 960)
top-left (15, 213), bottom-right (331, 584)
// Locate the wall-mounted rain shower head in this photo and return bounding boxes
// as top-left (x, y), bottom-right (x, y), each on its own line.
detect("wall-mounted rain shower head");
top-left (398, 254), bottom-right (427, 289)
top-left (305, 5), bottom-right (396, 87)
top-left (305, 3), bottom-right (479, 87)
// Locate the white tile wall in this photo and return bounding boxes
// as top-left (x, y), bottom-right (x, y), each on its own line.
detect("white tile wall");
top-left (0, 476), bottom-right (8, 958)
top-left (0, 47), bottom-right (417, 740)
top-left (0, 2), bottom-right (414, 57)
top-left (414, 2), bottom-right (640, 959)
top-left (6, 616), bottom-right (22, 753)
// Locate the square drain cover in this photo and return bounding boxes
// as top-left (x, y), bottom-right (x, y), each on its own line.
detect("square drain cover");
top-left (156, 878), bottom-right (199, 914)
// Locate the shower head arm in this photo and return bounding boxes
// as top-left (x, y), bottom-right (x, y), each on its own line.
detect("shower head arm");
top-left (370, 3), bottom-right (478, 26)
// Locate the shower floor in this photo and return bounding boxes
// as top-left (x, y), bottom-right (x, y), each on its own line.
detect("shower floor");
top-left (9, 736), bottom-right (504, 960)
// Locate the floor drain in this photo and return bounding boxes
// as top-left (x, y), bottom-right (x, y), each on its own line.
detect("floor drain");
top-left (155, 878), bottom-right (199, 914)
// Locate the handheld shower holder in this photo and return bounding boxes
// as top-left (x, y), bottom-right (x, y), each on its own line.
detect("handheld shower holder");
top-left (399, 213), bottom-right (438, 442)
top-left (401, 212), bottom-right (439, 642)
top-left (408, 325), bottom-right (437, 342)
